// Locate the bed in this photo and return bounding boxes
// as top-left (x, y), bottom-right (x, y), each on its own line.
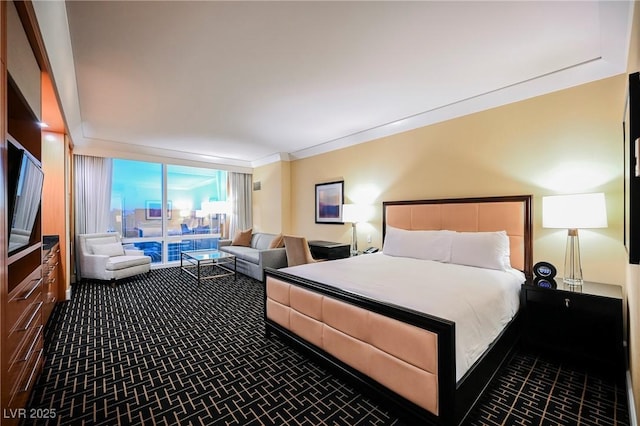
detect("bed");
top-left (264, 195), bottom-right (532, 425)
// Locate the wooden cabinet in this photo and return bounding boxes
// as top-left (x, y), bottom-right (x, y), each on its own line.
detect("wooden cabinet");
top-left (42, 238), bottom-right (59, 324)
top-left (2, 1), bottom-right (47, 419)
top-left (1, 2), bottom-right (68, 420)
top-left (5, 265), bottom-right (43, 410)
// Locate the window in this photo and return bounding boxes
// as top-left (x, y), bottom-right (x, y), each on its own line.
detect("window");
top-left (110, 159), bottom-right (227, 264)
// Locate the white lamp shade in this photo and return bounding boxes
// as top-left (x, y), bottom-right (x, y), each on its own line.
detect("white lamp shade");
top-left (202, 201), bottom-right (229, 214)
top-left (542, 192), bottom-right (608, 229)
top-left (342, 204), bottom-right (372, 223)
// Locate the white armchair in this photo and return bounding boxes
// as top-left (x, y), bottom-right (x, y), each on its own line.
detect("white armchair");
top-left (77, 233), bottom-right (151, 287)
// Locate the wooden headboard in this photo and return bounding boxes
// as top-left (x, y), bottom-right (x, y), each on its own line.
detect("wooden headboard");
top-left (382, 195), bottom-right (533, 278)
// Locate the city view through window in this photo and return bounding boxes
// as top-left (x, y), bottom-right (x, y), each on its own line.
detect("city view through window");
top-left (110, 159), bottom-right (227, 264)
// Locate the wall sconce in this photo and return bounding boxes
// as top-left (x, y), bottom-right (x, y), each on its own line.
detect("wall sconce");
top-left (542, 192), bottom-right (608, 287)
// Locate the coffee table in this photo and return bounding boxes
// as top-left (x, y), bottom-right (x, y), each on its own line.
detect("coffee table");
top-left (180, 249), bottom-right (236, 285)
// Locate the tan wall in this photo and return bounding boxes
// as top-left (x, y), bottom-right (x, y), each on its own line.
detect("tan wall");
top-left (627, 0), bottom-right (640, 419)
top-left (282, 75), bottom-right (627, 286)
top-left (252, 160), bottom-right (291, 234)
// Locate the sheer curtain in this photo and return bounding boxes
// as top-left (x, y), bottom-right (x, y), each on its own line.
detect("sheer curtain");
top-left (227, 172), bottom-right (252, 238)
top-left (12, 162), bottom-right (44, 231)
top-left (74, 155), bottom-right (113, 234)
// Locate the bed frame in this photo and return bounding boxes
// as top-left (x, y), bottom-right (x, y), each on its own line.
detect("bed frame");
top-left (264, 195), bottom-right (532, 425)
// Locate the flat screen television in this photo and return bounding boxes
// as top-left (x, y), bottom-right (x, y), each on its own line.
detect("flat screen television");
top-left (627, 72), bottom-right (640, 264)
top-left (7, 137), bottom-right (44, 256)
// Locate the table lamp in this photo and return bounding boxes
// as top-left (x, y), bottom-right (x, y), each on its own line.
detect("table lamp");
top-left (342, 204), bottom-right (370, 256)
top-left (195, 210), bottom-right (206, 227)
top-left (542, 193), bottom-right (608, 287)
top-left (205, 201), bottom-right (230, 239)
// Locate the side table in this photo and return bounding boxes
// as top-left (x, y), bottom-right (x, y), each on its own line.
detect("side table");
top-left (521, 279), bottom-right (624, 381)
top-left (307, 240), bottom-right (350, 260)
top-left (180, 249), bottom-right (236, 285)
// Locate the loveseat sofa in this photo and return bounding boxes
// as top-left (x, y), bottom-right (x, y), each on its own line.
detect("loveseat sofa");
top-left (218, 232), bottom-right (287, 281)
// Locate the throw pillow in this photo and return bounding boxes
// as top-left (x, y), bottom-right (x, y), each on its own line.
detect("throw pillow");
top-left (232, 228), bottom-right (253, 247)
top-left (268, 234), bottom-right (285, 249)
top-left (91, 242), bottom-right (125, 257)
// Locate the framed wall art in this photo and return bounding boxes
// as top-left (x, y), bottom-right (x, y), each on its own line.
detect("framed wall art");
top-left (145, 200), bottom-right (172, 220)
top-left (315, 181), bottom-right (344, 224)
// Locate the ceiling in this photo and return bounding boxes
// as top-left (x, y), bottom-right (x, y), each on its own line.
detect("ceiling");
top-left (51, 1), bottom-right (634, 168)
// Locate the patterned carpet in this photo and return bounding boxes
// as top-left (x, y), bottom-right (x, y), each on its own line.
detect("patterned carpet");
top-left (24, 267), bottom-right (629, 425)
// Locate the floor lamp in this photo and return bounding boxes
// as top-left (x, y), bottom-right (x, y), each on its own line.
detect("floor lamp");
top-left (542, 193), bottom-right (608, 287)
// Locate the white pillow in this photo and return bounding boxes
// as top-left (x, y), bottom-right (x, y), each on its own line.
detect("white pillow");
top-left (450, 231), bottom-right (510, 271)
top-left (383, 226), bottom-right (454, 262)
top-left (91, 242), bottom-right (125, 257)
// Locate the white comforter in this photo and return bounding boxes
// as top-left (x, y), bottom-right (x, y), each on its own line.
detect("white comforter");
top-left (280, 252), bottom-right (524, 381)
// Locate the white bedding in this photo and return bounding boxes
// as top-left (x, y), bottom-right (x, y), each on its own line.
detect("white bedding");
top-left (280, 252), bottom-right (524, 381)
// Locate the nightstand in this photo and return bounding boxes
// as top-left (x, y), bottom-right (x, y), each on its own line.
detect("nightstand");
top-left (521, 279), bottom-right (624, 380)
top-left (307, 240), bottom-right (350, 260)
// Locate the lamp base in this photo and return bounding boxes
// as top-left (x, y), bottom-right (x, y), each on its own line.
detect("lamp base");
top-left (563, 228), bottom-right (583, 288)
top-left (562, 277), bottom-right (584, 287)
top-left (350, 223), bottom-right (358, 257)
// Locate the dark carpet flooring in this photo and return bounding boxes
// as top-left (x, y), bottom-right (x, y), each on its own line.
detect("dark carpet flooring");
top-left (24, 267), bottom-right (629, 425)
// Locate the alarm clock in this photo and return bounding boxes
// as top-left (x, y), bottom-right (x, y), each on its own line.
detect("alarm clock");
top-left (533, 261), bottom-right (557, 279)
top-left (532, 261), bottom-right (557, 288)
top-left (533, 276), bottom-right (557, 289)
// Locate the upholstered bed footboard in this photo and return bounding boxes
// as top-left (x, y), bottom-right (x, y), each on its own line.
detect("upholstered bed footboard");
top-left (264, 270), bottom-right (458, 424)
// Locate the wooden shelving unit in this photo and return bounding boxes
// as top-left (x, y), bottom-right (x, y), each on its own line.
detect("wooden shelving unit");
top-left (1, 1), bottom-right (70, 421)
top-left (2, 25), bottom-right (44, 422)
